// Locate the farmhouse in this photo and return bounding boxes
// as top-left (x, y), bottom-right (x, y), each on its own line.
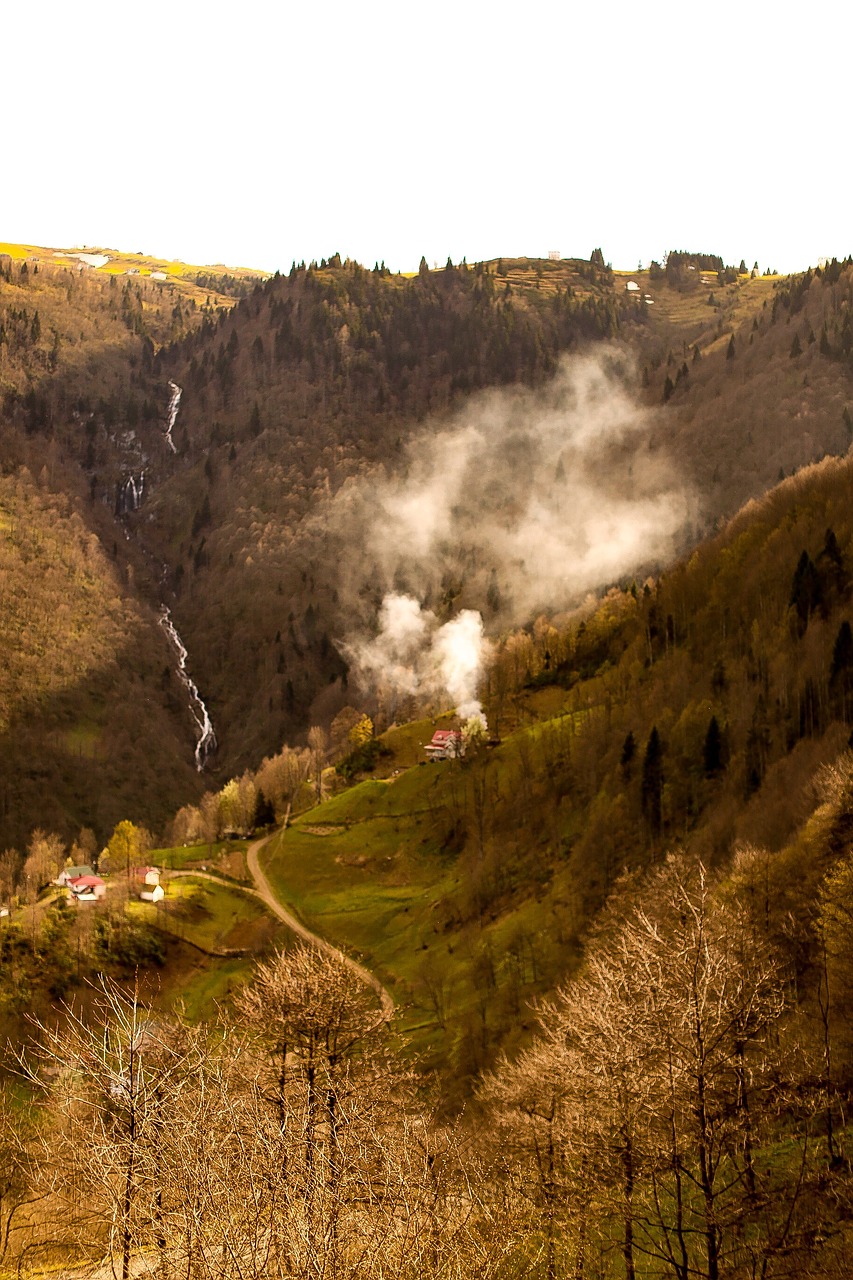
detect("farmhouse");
top-left (67, 875), bottom-right (106, 902)
top-left (132, 866), bottom-right (161, 887)
top-left (425, 729), bottom-right (463, 761)
top-left (57, 864), bottom-right (95, 887)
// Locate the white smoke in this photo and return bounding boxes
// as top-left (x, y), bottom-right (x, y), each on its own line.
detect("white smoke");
top-left (344, 595), bottom-right (489, 724)
top-left (349, 594), bottom-right (430, 698)
top-left (429, 609), bottom-right (486, 722)
top-left (332, 348), bottom-right (694, 718)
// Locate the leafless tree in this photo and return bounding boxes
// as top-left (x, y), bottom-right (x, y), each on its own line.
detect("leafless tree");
top-left (0, 1084), bottom-right (43, 1262)
top-left (23, 976), bottom-right (202, 1279)
top-left (308, 725), bottom-right (330, 803)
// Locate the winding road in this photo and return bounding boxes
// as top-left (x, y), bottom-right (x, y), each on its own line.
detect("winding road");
top-left (245, 835), bottom-right (395, 1019)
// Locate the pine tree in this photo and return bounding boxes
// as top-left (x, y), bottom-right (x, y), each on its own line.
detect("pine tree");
top-left (790, 550), bottom-right (822, 635)
top-left (703, 715), bottom-right (725, 777)
top-left (641, 726), bottom-right (663, 835)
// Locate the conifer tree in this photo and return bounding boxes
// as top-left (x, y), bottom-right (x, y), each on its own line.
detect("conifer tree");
top-left (641, 726), bottom-right (663, 835)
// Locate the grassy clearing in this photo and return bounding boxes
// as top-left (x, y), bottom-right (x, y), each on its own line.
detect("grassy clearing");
top-left (263, 767), bottom-right (466, 1036)
top-left (168, 955), bottom-right (257, 1020)
top-left (649, 272), bottom-right (777, 332)
top-left (151, 840), bottom-right (249, 881)
top-left (129, 874), bottom-right (280, 954)
top-left (0, 239), bottom-right (264, 278)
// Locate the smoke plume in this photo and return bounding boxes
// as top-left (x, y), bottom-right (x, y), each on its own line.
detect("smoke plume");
top-left (343, 596), bottom-right (488, 724)
top-left (331, 348), bottom-right (694, 717)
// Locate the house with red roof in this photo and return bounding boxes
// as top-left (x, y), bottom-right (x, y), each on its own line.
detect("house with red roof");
top-left (67, 875), bottom-right (106, 902)
top-left (425, 729), bottom-right (464, 761)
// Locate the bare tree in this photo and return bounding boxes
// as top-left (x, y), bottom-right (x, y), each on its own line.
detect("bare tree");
top-left (482, 857), bottom-right (802, 1280)
top-left (24, 976), bottom-right (200, 1279)
top-left (0, 1084), bottom-right (42, 1263)
top-left (480, 1037), bottom-right (588, 1280)
top-left (308, 725), bottom-right (329, 803)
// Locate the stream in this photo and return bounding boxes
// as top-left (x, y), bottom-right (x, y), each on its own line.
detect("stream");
top-left (159, 607), bottom-right (217, 771)
top-left (164, 381), bottom-right (181, 454)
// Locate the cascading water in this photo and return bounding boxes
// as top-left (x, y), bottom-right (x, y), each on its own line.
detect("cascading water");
top-left (164, 381), bottom-right (181, 454)
top-left (159, 607), bottom-right (217, 770)
top-left (116, 473), bottom-right (145, 515)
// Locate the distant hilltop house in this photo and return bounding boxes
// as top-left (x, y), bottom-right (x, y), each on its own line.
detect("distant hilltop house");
top-left (67, 875), bottom-right (106, 902)
top-left (425, 729), bottom-right (464, 761)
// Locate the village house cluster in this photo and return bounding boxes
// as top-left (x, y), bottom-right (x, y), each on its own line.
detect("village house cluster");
top-left (54, 864), bottom-right (164, 903)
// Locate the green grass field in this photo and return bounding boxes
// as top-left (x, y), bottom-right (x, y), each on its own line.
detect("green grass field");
top-left (129, 873), bottom-right (280, 955)
top-left (152, 840), bottom-right (250, 881)
top-left (258, 707), bottom-right (588, 1073)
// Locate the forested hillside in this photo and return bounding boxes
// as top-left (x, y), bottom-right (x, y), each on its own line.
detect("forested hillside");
top-left (4, 243), bottom-right (853, 1278)
top-left (171, 448), bottom-right (853, 1095)
top-left (2, 243), bottom-right (852, 851)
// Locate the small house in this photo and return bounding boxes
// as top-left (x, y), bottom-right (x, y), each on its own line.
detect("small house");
top-left (132, 866), bottom-right (161, 887)
top-left (140, 885), bottom-right (165, 903)
top-left (425, 729), bottom-right (464, 761)
top-left (67, 875), bottom-right (106, 902)
top-left (57, 865), bottom-right (95, 887)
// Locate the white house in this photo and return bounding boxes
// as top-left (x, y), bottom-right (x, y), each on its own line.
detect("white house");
top-left (132, 866), bottom-right (161, 887)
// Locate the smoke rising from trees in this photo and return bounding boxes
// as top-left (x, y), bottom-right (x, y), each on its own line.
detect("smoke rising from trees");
top-left (333, 348), bottom-right (694, 713)
top-left (342, 596), bottom-right (488, 723)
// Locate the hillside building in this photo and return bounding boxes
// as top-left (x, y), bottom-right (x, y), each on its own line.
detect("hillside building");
top-left (425, 729), bottom-right (464, 761)
top-left (67, 875), bottom-right (106, 902)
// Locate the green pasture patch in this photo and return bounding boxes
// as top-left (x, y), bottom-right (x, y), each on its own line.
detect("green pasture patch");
top-left (299, 763), bottom-right (457, 827)
top-left (167, 955), bottom-right (257, 1021)
top-left (151, 840), bottom-right (249, 880)
top-left (378, 715), bottom-right (457, 771)
top-left (130, 875), bottom-right (278, 954)
top-left (264, 801), bottom-right (460, 998)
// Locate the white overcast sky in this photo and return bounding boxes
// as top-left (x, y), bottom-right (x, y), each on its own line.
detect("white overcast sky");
top-left (6, 0), bottom-right (850, 275)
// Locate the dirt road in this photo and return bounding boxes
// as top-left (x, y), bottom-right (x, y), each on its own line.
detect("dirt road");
top-left (246, 836), bottom-right (394, 1018)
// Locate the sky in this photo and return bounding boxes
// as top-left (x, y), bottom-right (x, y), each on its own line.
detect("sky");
top-left (6, 0), bottom-right (850, 276)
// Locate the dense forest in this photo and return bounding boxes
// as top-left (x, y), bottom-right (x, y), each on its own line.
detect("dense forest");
top-left (2, 246), bottom-right (852, 845)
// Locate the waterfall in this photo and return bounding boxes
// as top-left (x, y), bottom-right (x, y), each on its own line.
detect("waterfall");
top-left (164, 382), bottom-right (181, 454)
top-left (116, 472), bottom-right (145, 515)
top-left (159, 607), bottom-right (217, 770)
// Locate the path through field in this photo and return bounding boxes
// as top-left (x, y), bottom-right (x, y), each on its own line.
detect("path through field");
top-left (246, 835), bottom-right (394, 1019)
